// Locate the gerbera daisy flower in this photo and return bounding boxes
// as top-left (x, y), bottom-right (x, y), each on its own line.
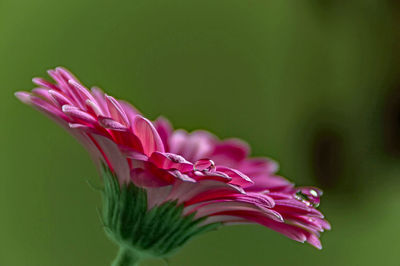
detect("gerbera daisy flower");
top-left (15, 67), bottom-right (330, 266)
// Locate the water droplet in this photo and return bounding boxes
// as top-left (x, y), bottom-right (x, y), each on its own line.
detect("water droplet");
top-left (296, 187), bottom-right (322, 208)
top-left (309, 189), bottom-right (318, 197)
top-left (295, 190), bottom-right (319, 208)
top-left (193, 159), bottom-right (216, 172)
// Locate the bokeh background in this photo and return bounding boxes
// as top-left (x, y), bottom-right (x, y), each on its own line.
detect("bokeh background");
top-left (2, 0), bottom-right (400, 265)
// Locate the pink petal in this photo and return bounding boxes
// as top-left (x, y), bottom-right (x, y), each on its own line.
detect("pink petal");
top-left (68, 79), bottom-right (97, 108)
top-left (211, 139), bottom-right (250, 166)
top-left (49, 69), bottom-right (83, 108)
top-left (130, 168), bottom-right (171, 187)
top-left (307, 233), bottom-right (322, 249)
top-left (91, 134), bottom-right (131, 184)
top-left (268, 192), bottom-right (294, 200)
top-left (15, 91), bottom-right (32, 104)
top-left (30, 96), bottom-right (69, 122)
top-left (133, 115), bottom-right (165, 156)
top-left (255, 216), bottom-right (308, 242)
top-left (32, 88), bottom-right (54, 103)
top-left (154, 117), bottom-right (173, 152)
top-left (246, 175), bottom-right (293, 192)
top-left (98, 116), bottom-right (127, 131)
top-left (186, 191), bottom-right (275, 209)
top-left (198, 215), bottom-right (245, 226)
top-left (190, 202), bottom-right (282, 222)
top-left (105, 94), bottom-right (130, 126)
top-left (216, 166), bottom-right (254, 187)
top-left (191, 171), bottom-right (232, 183)
top-left (62, 105), bottom-right (97, 125)
top-left (169, 130), bottom-right (215, 162)
top-left (193, 159), bottom-right (216, 172)
top-left (119, 100), bottom-right (141, 125)
top-left (240, 157), bottom-right (279, 176)
top-left (274, 199), bottom-right (324, 218)
top-left (69, 123), bottom-right (89, 129)
top-left (130, 163), bottom-right (181, 187)
top-left (91, 87), bottom-right (110, 117)
top-left (119, 145), bottom-right (148, 161)
top-left (85, 99), bottom-right (104, 117)
top-left (149, 151), bottom-right (193, 172)
top-left (48, 90), bottom-right (73, 107)
top-left (55, 67), bottom-right (78, 81)
top-left (32, 77), bottom-right (60, 91)
top-left (167, 179), bottom-right (244, 204)
top-left (108, 130), bottom-right (144, 153)
top-left (168, 170), bottom-right (197, 183)
top-left (275, 199), bottom-right (314, 212)
top-left (319, 218), bottom-right (331, 230)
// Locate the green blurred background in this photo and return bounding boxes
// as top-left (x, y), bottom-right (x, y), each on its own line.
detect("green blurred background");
top-left (2, 0), bottom-right (400, 265)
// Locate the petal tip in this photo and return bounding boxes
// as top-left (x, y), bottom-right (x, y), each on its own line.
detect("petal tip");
top-left (15, 91), bottom-right (31, 104)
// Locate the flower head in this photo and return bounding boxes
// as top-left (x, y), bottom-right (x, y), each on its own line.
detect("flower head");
top-left (16, 67), bottom-right (330, 265)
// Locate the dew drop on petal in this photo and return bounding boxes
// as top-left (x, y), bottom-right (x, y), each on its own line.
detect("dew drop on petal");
top-left (193, 159), bottom-right (216, 172)
top-left (295, 189), bottom-right (321, 208)
top-left (309, 189), bottom-right (318, 197)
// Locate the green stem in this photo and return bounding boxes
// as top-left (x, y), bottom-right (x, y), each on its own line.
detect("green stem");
top-left (112, 247), bottom-right (141, 266)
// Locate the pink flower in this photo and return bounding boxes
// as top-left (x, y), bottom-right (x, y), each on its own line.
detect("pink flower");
top-left (16, 67), bottom-right (330, 254)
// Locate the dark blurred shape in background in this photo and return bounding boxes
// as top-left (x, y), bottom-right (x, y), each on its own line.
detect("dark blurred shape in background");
top-left (311, 124), bottom-right (344, 189)
top-left (1, 0), bottom-right (400, 265)
top-left (383, 83), bottom-right (400, 156)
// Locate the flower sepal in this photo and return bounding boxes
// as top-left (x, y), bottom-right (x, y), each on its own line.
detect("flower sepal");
top-left (100, 165), bottom-right (221, 266)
